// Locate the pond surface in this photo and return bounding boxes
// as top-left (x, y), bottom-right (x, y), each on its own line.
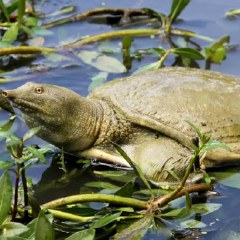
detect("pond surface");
top-left (1, 0), bottom-right (240, 239)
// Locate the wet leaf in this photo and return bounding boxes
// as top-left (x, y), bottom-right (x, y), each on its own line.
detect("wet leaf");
top-left (2, 23), bottom-right (19, 43)
top-left (133, 61), bottom-right (161, 75)
top-left (85, 181), bottom-right (119, 190)
top-left (0, 171), bottom-right (12, 225)
top-left (169, 0), bottom-right (190, 23)
top-left (200, 140), bottom-right (231, 154)
top-left (66, 228), bottom-right (95, 240)
top-left (44, 52), bottom-right (71, 62)
top-left (0, 161), bottom-right (14, 170)
top-left (161, 207), bottom-right (190, 219)
top-left (192, 203), bottom-right (222, 215)
top-left (114, 213), bottom-right (153, 240)
top-left (115, 179), bottom-right (135, 197)
top-left (88, 72), bottom-right (108, 92)
top-left (91, 212), bottom-right (121, 229)
top-left (0, 222), bottom-right (29, 237)
top-left (18, 0), bottom-right (25, 23)
top-left (173, 48), bottom-right (205, 60)
top-left (22, 126), bottom-right (41, 142)
top-left (25, 146), bottom-right (47, 164)
top-left (180, 219), bottom-right (206, 228)
top-left (78, 50), bottom-right (126, 73)
top-left (35, 211), bottom-right (54, 240)
top-left (210, 171), bottom-right (240, 189)
top-left (0, 115), bottom-right (16, 131)
top-left (0, 0), bottom-right (10, 21)
top-left (111, 141), bottom-right (152, 195)
top-left (24, 17), bottom-right (38, 27)
top-left (205, 36), bottom-right (229, 64)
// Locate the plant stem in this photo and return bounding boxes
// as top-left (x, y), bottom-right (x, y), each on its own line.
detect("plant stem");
top-left (41, 193), bottom-right (148, 210)
top-left (43, 8), bottom-right (149, 28)
top-left (11, 167), bottom-right (20, 221)
top-left (152, 153), bottom-right (199, 208)
top-left (20, 163), bottom-right (29, 220)
top-left (171, 28), bottom-right (214, 42)
top-left (0, 46), bottom-right (55, 56)
top-left (64, 29), bottom-right (159, 48)
top-left (47, 209), bottom-right (96, 222)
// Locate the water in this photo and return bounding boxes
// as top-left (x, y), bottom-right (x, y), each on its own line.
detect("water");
top-left (1, 0), bottom-right (240, 239)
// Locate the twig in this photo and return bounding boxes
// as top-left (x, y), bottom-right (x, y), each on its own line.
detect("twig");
top-left (0, 46), bottom-right (55, 56)
top-left (41, 193), bottom-right (148, 210)
top-left (43, 8), bottom-right (149, 28)
top-left (64, 29), bottom-right (159, 48)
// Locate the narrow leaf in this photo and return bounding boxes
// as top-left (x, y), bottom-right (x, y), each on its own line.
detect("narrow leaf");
top-left (91, 212), bottom-right (121, 229)
top-left (18, 0), bottom-right (25, 23)
top-left (111, 141), bottom-right (152, 195)
top-left (169, 0), bottom-right (190, 23)
top-left (114, 213), bottom-right (153, 240)
top-left (35, 211), bottom-right (54, 240)
top-left (0, 0), bottom-right (10, 21)
top-left (200, 140), bottom-right (231, 154)
top-left (22, 126), bottom-right (41, 142)
top-left (0, 222), bottom-right (29, 237)
top-left (66, 229), bottom-right (95, 240)
top-left (0, 171), bottom-right (12, 225)
top-left (25, 146), bottom-right (47, 164)
top-left (172, 48), bottom-right (205, 60)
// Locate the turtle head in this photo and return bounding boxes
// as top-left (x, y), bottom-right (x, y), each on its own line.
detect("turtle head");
top-left (2, 82), bottom-right (81, 125)
top-left (2, 82), bottom-right (87, 147)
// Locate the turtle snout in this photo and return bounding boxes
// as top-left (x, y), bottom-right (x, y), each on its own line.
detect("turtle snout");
top-left (2, 90), bottom-right (16, 100)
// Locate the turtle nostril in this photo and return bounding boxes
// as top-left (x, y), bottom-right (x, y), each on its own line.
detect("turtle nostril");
top-left (2, 90), bottom-right (16, 100)
top-left (2, 91), bottom-right (8, 97)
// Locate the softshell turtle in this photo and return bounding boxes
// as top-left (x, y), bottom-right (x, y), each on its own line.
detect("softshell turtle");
top-left (3, 67), bottom-right (240, 184)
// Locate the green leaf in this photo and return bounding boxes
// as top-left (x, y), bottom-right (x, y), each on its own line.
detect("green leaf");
top-left (210, 171), bottom-right (240, 189)
top-left (78, 50), bottom-right (126, 73)
top-left (187, 121), bottom-right (202, 142)
top-left (22, 127), bottom-right (41, 142)
top-left (133, 61), bottom-right (161, 75)
top-left (169, 0), bottom-right (191, 23)
top-left (115, 179), bottom-right (135, 197)
top-left (43, 52), bottom-right (71, 62)
top-left (85, 181), bottom-right (119, 190)
top-left (200, 140), bottom-right (231, 154)
top-left (0, 161), bottom-right (14, 170)
top-left (172, 48), bottom-right (205, 60)
top-left (35, 211), bottom-right (54, 240)
top-left (90, 212), bottom-right (121, 229)
top-left (24, 17), bottom-right (38, 27)
top-left (0, 171), bottom-right (12, 225)
top-left (114, 213), bottom-right (153, 240)
top-left (0, 115), bottom-right (16, 131)
top-left (2, 23), bottom-right (19, 43)
top-left (18, 0), bottom-right (25, 23)
top-left (111, 141), bottom-right (152, 195)
top-left (204, 36), bottom-right (229, 64)
top-left (180, 219), bottom-right (206, 228)
top-left (0, 0), bottom-right (10, 21)
top-left (192, 203), bottom-right (222, 215)
top-left (66, 229), bottom-right (95, 240)
top-left (0, 222), bottom-right (29, 237)
top-left (25, 146), bottom-right (47, 164)
top-left (161, 207), bottom-right (189, 219)
top-left (88, 72), bottom-right (108, 92)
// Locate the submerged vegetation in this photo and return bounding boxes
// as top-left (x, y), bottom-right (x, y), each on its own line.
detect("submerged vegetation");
top-left (0, 0), bottom-right (240, 239)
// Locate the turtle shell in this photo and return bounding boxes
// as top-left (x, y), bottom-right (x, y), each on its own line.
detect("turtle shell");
top-left (89, 67), bottom-right (240, 152)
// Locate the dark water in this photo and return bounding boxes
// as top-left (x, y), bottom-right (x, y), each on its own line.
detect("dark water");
top-left (1, 0), bottom-right (240, 239)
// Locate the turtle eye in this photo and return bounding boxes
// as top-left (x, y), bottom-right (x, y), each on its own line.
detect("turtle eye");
top-left (35, 87), bottom-right (43, 94)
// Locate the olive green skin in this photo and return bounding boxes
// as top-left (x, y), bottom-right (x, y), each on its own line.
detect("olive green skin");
top-left (4, 67), bottom-right (240, 185)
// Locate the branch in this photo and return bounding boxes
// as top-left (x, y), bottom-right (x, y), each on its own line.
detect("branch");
top-left (64, 29), bottom-right (159, 48)
top-left (0, 46), bottom-right (55, 56)
top-left (41, 193), bottom-right (148, 210)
